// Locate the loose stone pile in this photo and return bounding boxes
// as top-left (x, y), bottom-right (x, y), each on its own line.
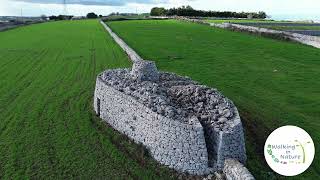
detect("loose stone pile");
top-left (101, 65), bottom-right (236, 132)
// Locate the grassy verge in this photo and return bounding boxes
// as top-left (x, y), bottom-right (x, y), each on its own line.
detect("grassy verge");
top-left (0, 20), bottom-right (181, 179)
top-left (107, 19), bottom-right (320, 180)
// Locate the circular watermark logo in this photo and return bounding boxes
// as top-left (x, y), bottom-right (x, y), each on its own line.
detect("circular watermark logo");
top-left (264, 125), bottom-right (315, 176)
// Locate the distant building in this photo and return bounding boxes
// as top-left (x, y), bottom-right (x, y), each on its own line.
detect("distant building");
top-left (71, 16), bottom-right (85, 20)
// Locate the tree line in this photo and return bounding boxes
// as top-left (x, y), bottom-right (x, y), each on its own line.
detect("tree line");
top-left (151, 6), bottom-right (267, 19)
top-left (48, 12), bottom-right (102, 21)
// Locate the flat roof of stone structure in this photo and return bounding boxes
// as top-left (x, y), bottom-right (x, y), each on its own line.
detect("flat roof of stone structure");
top-left (99, 68), bottom-right (237, 132)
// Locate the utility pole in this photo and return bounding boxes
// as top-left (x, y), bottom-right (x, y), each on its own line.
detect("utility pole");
top-left (63, 0), bottom-right (67, 15)
top-left (20, 8), bottom-right (23, 22)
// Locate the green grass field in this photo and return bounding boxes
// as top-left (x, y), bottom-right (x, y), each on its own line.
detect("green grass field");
top-left (0, 20), bottom-right (178, 179)
top-left (107, 19), bottom-right (320, 179)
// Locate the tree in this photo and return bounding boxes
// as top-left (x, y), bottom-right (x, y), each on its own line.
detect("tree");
top-left (87, 12), bottom-right (98, 19)
top-left (150, 7), bottom-right (167, 16)
top-left (151, 6), bottom-right (268, 19)
top-left (48, 15), bottom-right (72, 21)
top-left (40, 14), bottom-right (47, 21)
top-left (49, 15), bottom-right (58, 21)
top-left (258, 11), bottom-right (267, 19)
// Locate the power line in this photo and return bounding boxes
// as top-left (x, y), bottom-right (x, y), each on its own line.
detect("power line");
top-left (63, 0), bottom-right (67, 15)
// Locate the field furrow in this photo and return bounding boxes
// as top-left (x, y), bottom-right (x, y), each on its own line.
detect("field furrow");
top-left (0, 20), bottom-right (175, 179)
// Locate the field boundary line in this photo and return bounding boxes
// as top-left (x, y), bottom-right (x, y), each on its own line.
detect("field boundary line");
top-left (210, 23), bottom-right (320, 48)
top-left (100, 20), bottom-right (143, 63)
top-left (174, 16), bottom-right (320, 49)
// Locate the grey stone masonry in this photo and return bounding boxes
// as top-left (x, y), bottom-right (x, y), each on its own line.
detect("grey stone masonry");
top-left (94, 70), bottom-right (211, 175)
top-left (100, 21), bottom-right (143, 62)
top-left (94, 65), bottom-right (247, 175)
top-left (210, 23), bottom-right (320, 49)
top-left (98, 20), bottom-right (250, 176)
top-left (174, 17), bottom-right (320, 49)
top-left (223, 159), bottom-right (255, 180)
top-left (131, 60), bottom-right (159, 82)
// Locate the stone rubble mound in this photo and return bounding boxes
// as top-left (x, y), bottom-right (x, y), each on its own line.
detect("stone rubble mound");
top-left (101, 68), bottom-right (236, 131)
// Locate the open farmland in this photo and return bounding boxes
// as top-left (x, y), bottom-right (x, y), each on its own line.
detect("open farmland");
top-left (107, 19), bottom-right (320, 179)
top-left (0, 20), bottom-right (177, 179)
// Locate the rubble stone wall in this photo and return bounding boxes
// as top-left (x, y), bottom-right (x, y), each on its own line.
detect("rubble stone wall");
top-left (223, 159), bottom-right (255, 180)
top-left (208, 111), bottom-right (246, 170)
top-left (173, 17), bottom-right (320, 49)
top-left (100, 21), bottom-right (143, 62)
top-left (98, 20), bottom-right (251, 177)
top-left (210, 23), bottom-right (320, 49)
top-left (94, 76), bottom-right (211, 175)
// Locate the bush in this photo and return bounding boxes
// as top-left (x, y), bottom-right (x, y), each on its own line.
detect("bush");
top-left (87, 12), bottom-right (98, 19)
top-left (48, 15), bottom-right (72, 21)
top-left (150, 7), bottom-right (167, 16)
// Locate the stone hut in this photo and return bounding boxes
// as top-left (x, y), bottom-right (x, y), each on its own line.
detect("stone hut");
top-left (93, 60), bottom-right (246, 175)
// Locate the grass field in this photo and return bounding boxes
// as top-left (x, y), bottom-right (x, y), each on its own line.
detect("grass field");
top-left (107, 20), bottom-right (320, 179)
top-left (0, 20), bottom-right (178, 179)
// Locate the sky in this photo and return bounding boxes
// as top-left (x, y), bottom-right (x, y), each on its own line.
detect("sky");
top-left (0, 0), bottom-right (319, 20)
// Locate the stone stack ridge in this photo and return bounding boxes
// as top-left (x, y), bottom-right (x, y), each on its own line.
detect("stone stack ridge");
top-left (97, 21), bottom-right (253, 178)
top-left (131, 60), bottom-right (160, 82)
top-left (100, 21), bottom-right (143, 62)
top-left (210, 23), bottom-right (320, 49)
top-left (223, 159), bottom-right (255, 180)
top-left (174, 17), bottom-right (320, 49)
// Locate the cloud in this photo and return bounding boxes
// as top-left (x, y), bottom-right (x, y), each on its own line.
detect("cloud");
top-left (13, 0), bottom-right (169, 6)
top-left (2, 0), bottom-right (319, 20)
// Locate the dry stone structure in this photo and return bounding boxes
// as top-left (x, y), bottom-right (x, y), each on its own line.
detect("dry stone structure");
top-left (210, 22), bottom-right (320, 49)
top-left (101, 21), bottom-right (142, 62)
top-left (173, 17), bottom-right (320, 49)
top-left (223, 159), bottom-right (255, 180)
top-left (96, 21), bottom-right (253, 178)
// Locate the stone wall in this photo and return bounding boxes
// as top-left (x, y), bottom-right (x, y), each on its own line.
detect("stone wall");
top-left (98, 20), bottom-right (250, 176)
top-left (210, 23), bottom-right (320, 49)
top-left (100, 21), bottom-right (143, 62)
top-left (211, 111), bottom-right (246, 170)
top-left (94, 75), bottom-right (211, 175)
top-left (223, 159), bottom-right (255, 180)
top-left (94, 67), bottom-right (247, 175)
top-left (173, 17), bottom-right (320, 49)
top-left (131, 60), bottom-right (159, 82)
